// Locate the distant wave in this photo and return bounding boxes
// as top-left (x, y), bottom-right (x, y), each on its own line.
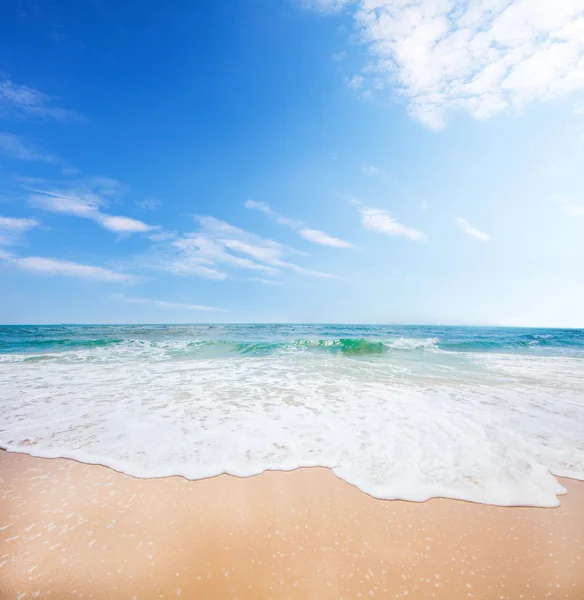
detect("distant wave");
top-left (3, 332), bottom-right (584, 361)
top-left (0, 337), bottom-right (124, 352)
top-left (0, 337), bottom-right (443, 360)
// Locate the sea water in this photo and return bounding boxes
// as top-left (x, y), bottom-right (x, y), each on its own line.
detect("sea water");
top-left (1, 324), bottom-right (583, 507)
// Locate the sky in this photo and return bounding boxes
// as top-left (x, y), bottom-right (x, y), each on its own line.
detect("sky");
top-left (1, 0), bottom-right (584, 327)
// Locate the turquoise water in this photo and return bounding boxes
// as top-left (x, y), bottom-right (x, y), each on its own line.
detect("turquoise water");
top-left (1, 324), bottom-right (583, 507)
top-left (2, 324), bottom-right (584, 357)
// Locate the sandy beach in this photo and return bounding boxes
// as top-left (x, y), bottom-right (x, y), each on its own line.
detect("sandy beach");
top-left (0, 451), bottom-right (582, 599)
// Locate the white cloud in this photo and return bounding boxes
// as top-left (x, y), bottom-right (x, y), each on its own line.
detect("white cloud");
top-left (359, 206), bottom-right (426, 241)
top-left (176, 236), bottom-right (280, 274)
top-left (167, 261), bottom-right (228, 280)
top-left (455, 217), bottom-right (491, 241)
top-left (0, 215), bottom-right (38, 246)
top-left (0, 133), bottom-right (58, 163)
top-left (244, 199), bottom-right (301, 228)
top-left (332, 50), bottom-right (348, 61)
top-left (98, 215), bottom-right (154, 233)
top-left (0, 216), bottom-right (38, 233)
top-left (158, 215), bottom-right (336, 281)
top-left (219, 238), bottom-right (285, 266)
top-left (27, 181), bottom-right (156, 234)
top-left (250, 277), bottom-right (282, 285)
top-left (28, 190), bottom-right (102, 218)
top-left (245, 199), bottom-right (352, 248)
top-left (6, 255), bottom-right (133, 282)
top-left (136, 196), bottom-right (162, 210)
top-left (283, 263), bottom-right (337, 278)
top-left (361, 164), bottom-right (388, 177)
top-left (87, 177), bottom-right (127, 197)
top-left (299, 228), bottom-right (353, 247)
top-left (321, 1), bottom-right (584, 129)
top-left (553, 194), bottom-right (584, 217)
top-left (346, 74), bottom-right (365, 89)
top-left (113, 294), bottom-right (226, 312)
top-left (62, 166), bottom-right (80, 177)
top-left (244, 200), bottom-right (272, 214)
top-left (300, 0), bottom-right (353, 13)
top-left (0, 79), bottom-right (81, 122)
top-left (149, 231), bottom-right (177, 242)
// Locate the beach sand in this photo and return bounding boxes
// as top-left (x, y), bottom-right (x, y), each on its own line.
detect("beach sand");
top-left (1, 451), bottom-right (583, 599)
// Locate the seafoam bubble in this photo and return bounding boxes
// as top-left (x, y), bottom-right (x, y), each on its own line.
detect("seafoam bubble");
top-left (1, 343), bottom-right (583, 507)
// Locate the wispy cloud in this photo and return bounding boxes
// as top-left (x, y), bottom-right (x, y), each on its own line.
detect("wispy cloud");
top-left (0, 215), bottom-right (38, 246)
top-left (346, 75), bottom-right (364, 89)
top-left (244, 200), bottom-right (302, 228)
top-left (154, 215), bottom-right (335, 281)
top-left (244, 199), bottom-right (352, 248)
top-left (62, 166), bottom-right (80, 177)
top-left (99, 215), bottom-right (153, 233)
top-left (148, 231), bottom-right (177, 242)
top-left (26, 179), bottom-right (156, 234)
top-left (0, 133), bottom-right (59, 163)
top-left (332, 50), bottom-right (347, 62)
top-left (136, 196), bottom-right (162, 210)
top-left (0, 216), bottom-right (38, 233)
top-left (314, 1), bottom-right (584, 129)
top-left (0, 79), bottom-right (81, 122)
top-left (358, 205), bottom-right (425, 242)
top-left (553, 195), bottom-right (584, 217)
top-left (361, 164), bottom-right (388, 178)
top-left (299, 0), bottom-right (352, 13)
top-left (298, 228), bottom-right (352, 248)
top-left (250, 277), bottom-right (282, 285)
top-left (2, 253), bottom-right (133, 282)
top-left (113, 294), bottom-right (227, 312)
top-left (455, 217), bottom-right (491, 242)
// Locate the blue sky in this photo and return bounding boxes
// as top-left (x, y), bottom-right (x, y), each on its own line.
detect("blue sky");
top-left (1, 0), bottom-right (584, 326)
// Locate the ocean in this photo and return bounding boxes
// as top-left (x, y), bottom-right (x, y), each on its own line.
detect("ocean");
top-left (1, 324), bottom-right (583, 507)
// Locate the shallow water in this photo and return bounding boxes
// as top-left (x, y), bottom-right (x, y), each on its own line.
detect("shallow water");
top-left (1, 324), bottom-right (583, 506)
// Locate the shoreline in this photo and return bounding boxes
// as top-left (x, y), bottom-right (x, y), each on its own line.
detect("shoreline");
top-left (2, 451), bottom-right (584, 599)
top-left (0, 445), bottom-right (576, 508)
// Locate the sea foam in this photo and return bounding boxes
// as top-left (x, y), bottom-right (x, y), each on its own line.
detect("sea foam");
top-left (1, 331), bottom-right (583, 507)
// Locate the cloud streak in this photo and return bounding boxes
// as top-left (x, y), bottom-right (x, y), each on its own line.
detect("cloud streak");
top-left (136, 196), bottom-right (162, 210)
top-left (318, 1), bottom-right (584, 129)
top-left (455, 217), bottom-right (491, 242)
top-left (0, 79), bottom-right (81, 122)
top-left (113, 294), bottom-right (227, 312)
top-left (154, 215), bottom-right (336, 281)
top-left (0, 215), bottom-right (39, 246)
top-left (245, 200), bottom-right (353, 248)
top-left (2, 253), bottom-right (134, 282)
top-left (26, 179), bottom-right (156, 234)
top-left (362, 164), bottom-right (384, 176)
top-left (298, 228), bottom-right (352, 248)
top-left (300, 0), bottom-right (352, 13)
top-left (346, 75), bottom-right (365, 89)
top-left (359, 205), bottom-right (425, 241)
top-left (0, 133), bottom-right (59, 163)
top-left (0, 216), bottom-right (38, 233)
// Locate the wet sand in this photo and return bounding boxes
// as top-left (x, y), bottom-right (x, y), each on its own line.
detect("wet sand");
top-left (1, 450), bottom-right (583, 600)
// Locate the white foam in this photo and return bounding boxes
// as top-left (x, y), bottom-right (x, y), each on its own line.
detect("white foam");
top-left (1, 350), bottom-right (583, 506)
top-left (384, 337), bottom-right (440, 351)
